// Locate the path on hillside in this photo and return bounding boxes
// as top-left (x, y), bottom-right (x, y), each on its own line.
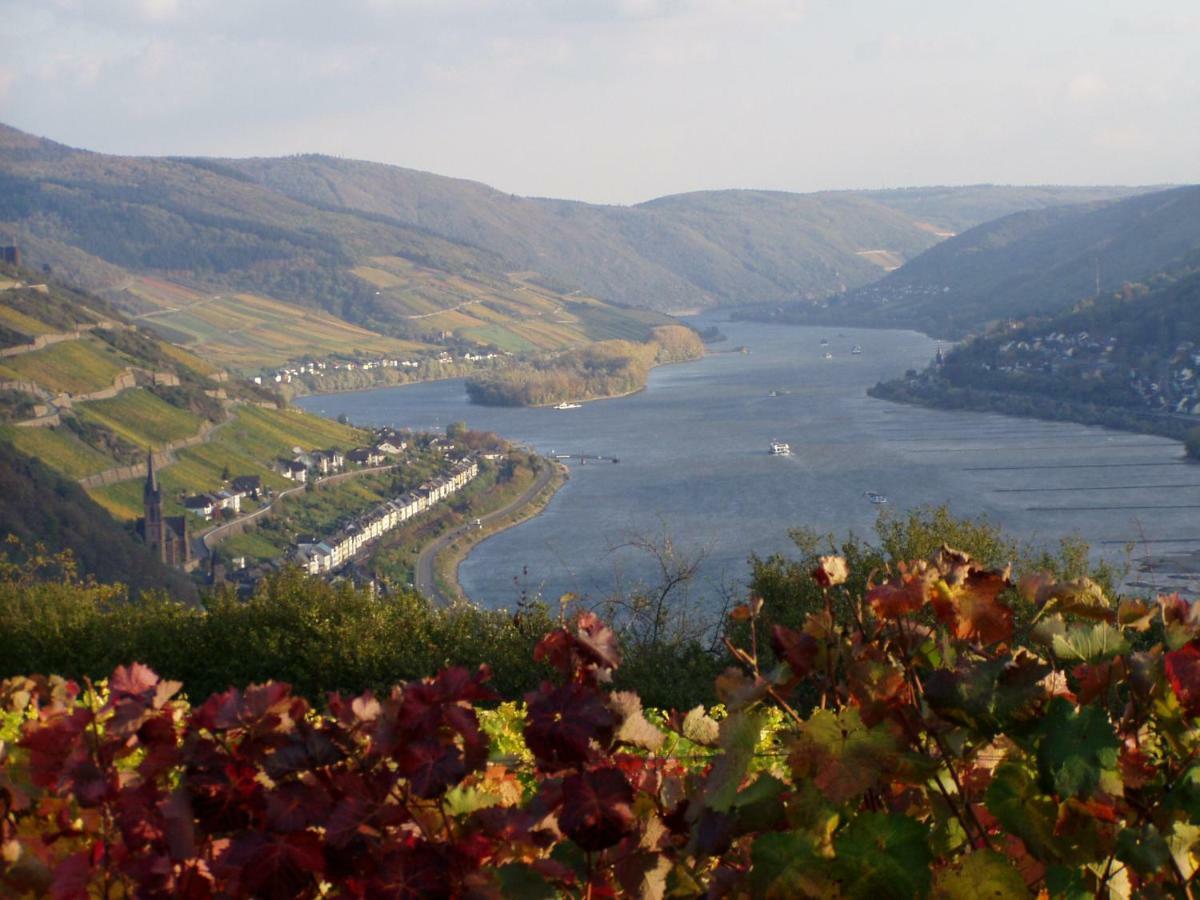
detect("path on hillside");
top-left (414, 462), bottom-right (558, 606)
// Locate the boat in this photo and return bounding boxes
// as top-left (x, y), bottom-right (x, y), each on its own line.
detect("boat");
top-left (819, 338), bottom-right (830, 346)
top-left (553, 402), bottom-right (582, 410)
top-left (770, 441), bottom-right (792, 456)
top-left (823, 352), bottom-right (833, 360)
top-left (864, 491), bottom-right (888, 504)
top-left (850, 345), bottom-right (863, 355)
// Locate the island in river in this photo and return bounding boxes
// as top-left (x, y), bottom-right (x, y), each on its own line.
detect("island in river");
top-left (464, 324), bottom-right (703, 407)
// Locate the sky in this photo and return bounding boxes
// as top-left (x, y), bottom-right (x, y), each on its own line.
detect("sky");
top-left (0, 0), bottom-right (1197, 204)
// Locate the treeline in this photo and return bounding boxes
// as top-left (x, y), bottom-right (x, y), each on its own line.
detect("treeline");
top-left (0, 504), bottom-right (1116, 711)
top-left (465, 324), bottom-right (703, 406)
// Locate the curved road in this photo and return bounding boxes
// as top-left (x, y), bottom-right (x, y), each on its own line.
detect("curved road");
top-left (414, 462), bottom-right (559, 606)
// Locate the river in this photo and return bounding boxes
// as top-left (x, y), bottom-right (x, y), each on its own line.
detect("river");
top-left (297, 320), bottom-right (1200, 609)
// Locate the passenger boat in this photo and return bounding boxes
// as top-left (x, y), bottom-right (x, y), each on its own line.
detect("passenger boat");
top-left (864, 491), bottom-right (888, 504)
top-left (851, 345), bottom-right (863, 355)
top-left (553, 402), bottom-right (582, 410)
top-left (770, 441), bottom-right (792, 456)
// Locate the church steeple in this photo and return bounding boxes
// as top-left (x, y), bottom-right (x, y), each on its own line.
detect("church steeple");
top-left (143, 448), bottom-right (165, 560)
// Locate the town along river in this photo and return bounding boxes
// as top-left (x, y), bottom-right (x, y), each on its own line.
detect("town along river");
top-left (298, 320), bottom-right (1200, 613)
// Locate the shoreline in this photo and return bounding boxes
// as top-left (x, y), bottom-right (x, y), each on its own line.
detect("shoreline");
top-left (415, 459), bottom-right (568, 605)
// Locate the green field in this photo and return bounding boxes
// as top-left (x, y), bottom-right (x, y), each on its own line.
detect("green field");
top-left (76, 388), bottom-right (205, 449)
top-left (0, 425), bottom-right (118, 480)
top-left (0, 337), bottom-right (132, 395)
top-left (0, 304), bottom-right (55, 338)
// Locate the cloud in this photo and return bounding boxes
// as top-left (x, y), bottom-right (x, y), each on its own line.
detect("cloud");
top-left (1066, 72), bottom-right (1109, 102)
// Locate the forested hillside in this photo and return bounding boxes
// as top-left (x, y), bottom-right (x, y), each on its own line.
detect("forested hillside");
top-left (0, 123), bottom-right (1153, 333)
top-left (871, 266), bottom-right (1200, 446)
top-left (809, 185), bottom-right (1200, 337)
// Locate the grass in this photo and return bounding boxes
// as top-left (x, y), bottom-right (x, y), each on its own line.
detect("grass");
top-left (0, 425), bottom-right (118, 480)
top-left (75, 389), bottom-right (205, 449)
top-left (0, 304), bottom-right (55, 338)
top-left (0, 337), bottom-right (132, 395)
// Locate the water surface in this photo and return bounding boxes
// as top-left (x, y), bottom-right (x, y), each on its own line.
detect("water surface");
top-left (298, 320), bottom-right (1200, 609)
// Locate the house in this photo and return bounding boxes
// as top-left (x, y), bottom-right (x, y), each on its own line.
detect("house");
top-left (231, 475), bottom-right (262, 499)
top-left (374, 441), bottom-right (406, 456)
top-left (279, 459), bottom-right (308, 482)
top-left (214, 490), bottom-right (242, 514)
top-left (311, 449), bottom-right (345, 474)
top-left (347, 447), bottom-right (383, 467)
top-left (184, 494), bottom-right (216, 519)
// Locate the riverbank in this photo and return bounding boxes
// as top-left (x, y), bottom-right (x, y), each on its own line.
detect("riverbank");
top-left (422, 459), bottom-right (567, 605)
top-left (869, 377), bottom-right (1199, 453)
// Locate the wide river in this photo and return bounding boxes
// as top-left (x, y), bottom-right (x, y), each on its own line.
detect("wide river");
top-left (298, 320), bottom-right (1200, 609)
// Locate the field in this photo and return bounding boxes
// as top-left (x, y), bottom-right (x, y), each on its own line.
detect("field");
top-left (75, 388), bottom-right (205, 449)
top-left (88, 405), bottom-right (369, 520)
top-left (0, 337), bottom-right (132, 395)
top-left (119, 277), bottom-right (425, 371)
top-left (0, 304), bottom-right (56, 338)
top-left (0, 424), bottom-right (118, 480)
top-left (356, 258), bottom-right (670, 352)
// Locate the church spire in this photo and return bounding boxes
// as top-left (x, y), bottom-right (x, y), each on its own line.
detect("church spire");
top-left (145, 447), bottom-right (159, 497)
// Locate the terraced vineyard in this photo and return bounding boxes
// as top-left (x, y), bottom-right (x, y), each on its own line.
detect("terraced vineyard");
top-left (0, 336), bottom-right (132, 394)
top-left (75, 388), bottom-right (205, 448)
top-left (117, 277), bottom-right (424, 371)
top-left (0, 423), bottom-right (117, 480)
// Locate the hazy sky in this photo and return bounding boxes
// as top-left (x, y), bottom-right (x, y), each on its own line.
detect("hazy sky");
top-left (0, 0), bottom-right (1196, 204)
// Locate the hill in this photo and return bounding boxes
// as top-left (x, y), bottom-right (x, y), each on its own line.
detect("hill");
top-left (0, 123), bottom-right (1154, 338)
top-left (802, 185), bottom-right (1200, 337)
top-left (0, 124), bottom-right (669, 364)
top-left (871, 266), bottom-right (1200, 445)
top-left (0, 265), bottom-right (377, 583)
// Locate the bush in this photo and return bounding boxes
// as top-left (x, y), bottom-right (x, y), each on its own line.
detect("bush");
top-left (3, 550), bottom-right (1199, 896)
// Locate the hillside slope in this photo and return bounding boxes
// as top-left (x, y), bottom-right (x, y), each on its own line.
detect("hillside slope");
top-left (816, 185), bottom-right (1200, 337)
top-left (871, 266), bottom-right (1200, 444)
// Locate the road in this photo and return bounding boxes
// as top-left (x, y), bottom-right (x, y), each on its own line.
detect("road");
top-left (414, 462), bottom-right (559, 606)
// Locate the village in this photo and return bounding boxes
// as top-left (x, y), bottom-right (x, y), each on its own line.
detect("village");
top-left (980, 332), bottom-right (1200, 416)
top-left (253, 350), bottom-right (502, 387)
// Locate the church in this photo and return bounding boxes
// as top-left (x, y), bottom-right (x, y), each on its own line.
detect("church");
top-left (137, 451), bottom-right (191, 567)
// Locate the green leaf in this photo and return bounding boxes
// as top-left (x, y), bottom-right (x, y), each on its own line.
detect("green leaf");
top-left (1035, 697), bottom-right (1119, 798)
top-left (700, 709), bottom-right (763, 813)
top-left (932, 850), bottom-right (1030, 899)
top-left (1044, 866), bottom-right (1091, 900)
top-left (985, 762), bottom-right (1061, 862)
top-left (832, 812), bottom-right (933, 899)
top-left (490, 863), bottom-right (558, 900)
top-left (749, 831), bottom-right (828, 899)
top-left (1116, 823), bottom-right (1171, 876)
top-left (1050, 622), bottom-right (1128, 664)
top-left (788, 708), bottom-right (904, 805)
top-left (730, 773), bottom-right (788, 834)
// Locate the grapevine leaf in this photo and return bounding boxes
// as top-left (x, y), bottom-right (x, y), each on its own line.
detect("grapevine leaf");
top-left (748, 831), bottom-right (826, 899)
top-left (931, 565), bottom-right (1014, 646)
top-left (812, 555), bottom-right (849, 586)
top-left (700, 710), bottom-right (763, 812)
top-left (48, 850), bottom-right (91, 900)
top-left (218, 831), bottom-right (325, 899)
top-left (1051, 623), bottom-right (1129, 664)
top-left (1115, 823), bottom-right (1171, 876)
top-left (524, 682), bottom-right (614, 771)
top-left (1033, 578), bottom-right (1113, 622)
top-left (1165, 643), bottom-right (1200, 717)
top-left (832, 812), bottom-right (933, 899)
top-left (491, 863), bottom-right (559, 899)
top-left (1035, 697), bottom-right (1119, 798)
top-left (787, 707), bottom-right (902, 805)
top-left (558, 766), bottom-right (634, 851)
top-left (680, 706), bottom-right (719, 746)
top-left (985, 762), bottom-right (1061, 862)
top-left (613, 850), bottom-right (671, 900)
top-left (932, 850), bottom-right (1030, 899)
top-left (609, 691), bottom-right (664, 751)
top-left (770, 625), bottom-right (819, 679)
